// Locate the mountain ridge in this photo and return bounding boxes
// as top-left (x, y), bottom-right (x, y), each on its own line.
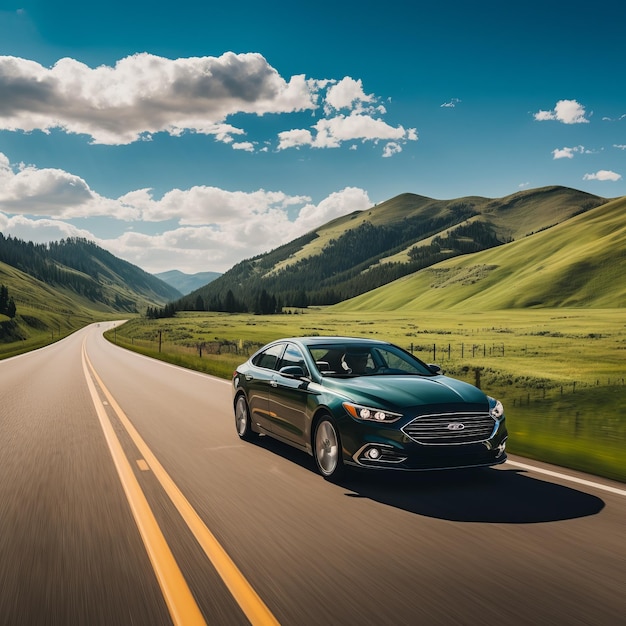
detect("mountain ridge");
top-left (155, 269), bottom-right (221, 295)
top-left (333, 195), bottom-right (626, 311)
top-left (175, 185), bottom-right (609, 313)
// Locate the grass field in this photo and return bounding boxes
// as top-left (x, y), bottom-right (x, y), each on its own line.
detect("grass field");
top-left (105, 307), bottom-right (626, 482)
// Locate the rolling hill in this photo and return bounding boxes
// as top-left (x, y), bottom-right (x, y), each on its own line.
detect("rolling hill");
top-left (333, 195), bottom-right (626, 311)
top-left (176, 186), bottom-right (608, 313)
top-left (0, 235), bottom-right (181, 344)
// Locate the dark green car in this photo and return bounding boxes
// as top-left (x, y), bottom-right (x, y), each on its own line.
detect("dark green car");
top-left (232, 336), bottom-right (507, 480)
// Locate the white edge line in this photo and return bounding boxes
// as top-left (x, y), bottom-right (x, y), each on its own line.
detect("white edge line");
top-left (506, 460), bottom-right (626, 497)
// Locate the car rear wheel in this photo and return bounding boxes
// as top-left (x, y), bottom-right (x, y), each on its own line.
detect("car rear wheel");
top-left (235, 395), bottom-right (258, 441)
top-left (314, 416), bottom-right (344, 481)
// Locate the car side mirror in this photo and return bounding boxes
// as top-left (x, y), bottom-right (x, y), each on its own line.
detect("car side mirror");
top-left (279, 365), bottom-right (307, 379)
top-left (428, 364), bottom-right (442, 375)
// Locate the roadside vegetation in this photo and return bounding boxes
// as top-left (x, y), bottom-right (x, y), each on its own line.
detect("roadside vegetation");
top-left (105, 308), bottom-right (626, 483)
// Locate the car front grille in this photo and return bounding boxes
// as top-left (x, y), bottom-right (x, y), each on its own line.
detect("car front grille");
top-left (402, 412), bottom-right (497, 445)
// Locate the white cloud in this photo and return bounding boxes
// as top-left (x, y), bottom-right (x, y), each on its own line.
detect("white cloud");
top-left (292, 187), bottom-right (371, 233)
top-left (0, 152), bottom-right (372, 273)
top-left (552, 147), bottom-right (576, 159)
top-left (324, 77), bottom-right (374, 113)
top-left (552, 145), bottom-right (595, 159)
top-left (602, 113), bottom-right (626, 122)
top-left (582, 170), bottom-right (622, 182)
top-left (0, 52), bottom-right (316, 145)
top-left (534, 99), bottom-right (589, 124)
top-left (278, 112), bottom-right (417, 154)
top-left (103, 186), bottom-right (372, 273)
top-left (441, 98), bottom-right (461, 108)
top-left (0, 213), bottom-right (97, 243)
top-left (614, 144), bottom-right (626, 150)
top-left (0, 154), bottom-right (137, 219)
top-left (119, 186), bottom-right (311, 226)
top-left (275, 128), bottom-right (313, 149)
top-left (0, 53), bottom-right (419, 154)
top-left (231, 141), bottom-right (255, 152)
top-left (382, 142), bottom-right (402, 158)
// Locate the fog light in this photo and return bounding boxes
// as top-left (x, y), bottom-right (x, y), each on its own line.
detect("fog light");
top-left (368, 447), bottom-right (381, 459)
top-left (496, 440), bottom-right (507, 458)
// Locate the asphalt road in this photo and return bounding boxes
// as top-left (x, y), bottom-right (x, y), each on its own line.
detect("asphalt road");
top-left (1, 323), bottom-right (624, 626)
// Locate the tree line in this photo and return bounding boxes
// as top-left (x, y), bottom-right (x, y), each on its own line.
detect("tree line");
top-left (149, 208), bottom-right (511, 318)
top-left (0, 234), bottom-right (104, 300)
top-left (0, 284), bottom-right (17, 318)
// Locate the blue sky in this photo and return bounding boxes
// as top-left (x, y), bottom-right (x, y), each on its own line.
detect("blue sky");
top-left (0, 0), bottom-right (624, 274)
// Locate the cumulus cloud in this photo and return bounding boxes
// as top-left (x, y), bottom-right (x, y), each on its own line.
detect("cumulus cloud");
top-left (582, 170), bottom-right (621, 182)
top-left (324, 77), bottom-right (374, 113)
top-left (0, 53), bottom-right (418, 155)
top-left (0, 154), bottom-right (137, 218)
top-left (278, 111), bottom-right (417, 154)
top-left (0, 213), bottom-right (95, 243)
top-left (534, 99), bottom-right (589, 124)
top-left (95, 186), bottom-right (371, 272)
top-left (440, 98), bottom-right (461, 108)
top-left (0, 152), bottom-right (372, 273)
top-left (0, 52), bottom-right (316, 145)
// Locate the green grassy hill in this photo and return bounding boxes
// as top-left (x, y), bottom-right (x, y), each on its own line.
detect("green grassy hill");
top-left (178, 186), bottom-right (606, 312)
top-left (333, 195), bottom-right (626, 312)
top-left (0, 237), bottom-right (182, 355)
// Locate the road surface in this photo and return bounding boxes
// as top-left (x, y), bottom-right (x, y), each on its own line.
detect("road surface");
top-left (1, 323), bottom-right (624, 625)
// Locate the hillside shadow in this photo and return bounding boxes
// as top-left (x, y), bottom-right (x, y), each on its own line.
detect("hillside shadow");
top-left (253, 436), bottom-right (605, 524)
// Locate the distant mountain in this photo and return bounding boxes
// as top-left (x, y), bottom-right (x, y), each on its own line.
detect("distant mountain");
top-left (174, 186), bottom-right (607, 313)
top-left (0, 234), bottom-right (181, 314)
top-left (155, 269), bottom-right (221, 295)
top-left (333, 195), bottom-right (626, 311)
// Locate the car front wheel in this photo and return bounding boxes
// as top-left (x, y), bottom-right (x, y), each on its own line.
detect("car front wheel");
top-left (314, 416), bottom-right (344, 481)
top-left (235, 395), bottom-right (258, 441)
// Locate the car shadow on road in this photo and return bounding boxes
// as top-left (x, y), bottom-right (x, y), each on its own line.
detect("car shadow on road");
top-left (340, 467), bottom-right (605, 524)
top-left (252, 436), bottom-right (605, 524)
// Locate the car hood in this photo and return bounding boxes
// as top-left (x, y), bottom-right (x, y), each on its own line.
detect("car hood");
top-left (322, 375), bottom-right (488, 410)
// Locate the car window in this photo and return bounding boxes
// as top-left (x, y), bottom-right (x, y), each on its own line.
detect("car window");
top-left (279, 343), bottom-right (310, 376)
top-left (308, 343), bottom-right (434, 376)
top-left (252, 343), bottom-right (285, 371)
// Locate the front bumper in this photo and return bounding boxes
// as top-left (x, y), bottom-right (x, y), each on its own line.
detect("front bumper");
top-left (341, 413), bottom-right (508, 471)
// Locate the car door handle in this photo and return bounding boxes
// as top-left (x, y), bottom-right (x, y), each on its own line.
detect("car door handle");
top-left (245, 374), bottom-right (253, 381)
top-left (270, 380), bottom-right (278, 387)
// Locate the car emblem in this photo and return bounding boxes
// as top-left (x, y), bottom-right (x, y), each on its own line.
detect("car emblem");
top-left (447, 422), bottom-right (465, 431)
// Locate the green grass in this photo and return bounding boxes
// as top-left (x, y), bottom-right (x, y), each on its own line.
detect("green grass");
top-left (334, 196), bottom-right (626, 311)
top-left (106, 308), bottom-right (626, 483)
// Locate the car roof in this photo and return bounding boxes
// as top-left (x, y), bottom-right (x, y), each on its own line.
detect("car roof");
top-left (279, 336), bottom-right (391, 347)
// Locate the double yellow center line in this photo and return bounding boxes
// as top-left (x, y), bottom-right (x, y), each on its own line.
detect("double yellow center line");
top-left (82, 341), bottom-right (280, 626)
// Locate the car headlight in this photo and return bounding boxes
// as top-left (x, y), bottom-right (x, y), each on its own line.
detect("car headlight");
top-left (343, 402), bottom-right (403, 423)
top-left (488, 396), bottom-right (504, 420)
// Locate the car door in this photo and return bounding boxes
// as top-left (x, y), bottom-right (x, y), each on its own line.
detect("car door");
top-left (267, 342), bottom-right (312, 446)
top-left (245, 342), bottom-right (286, 434)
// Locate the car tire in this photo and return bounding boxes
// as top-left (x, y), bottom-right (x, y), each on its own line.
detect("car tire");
top-left (235, 395), bottom-right (258, 441)
top-left (313, 415), bottom-right (345, 481)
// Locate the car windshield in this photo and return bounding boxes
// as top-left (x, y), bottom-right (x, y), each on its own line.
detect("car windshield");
top-left (307, 343), bottom-right (435, 377)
